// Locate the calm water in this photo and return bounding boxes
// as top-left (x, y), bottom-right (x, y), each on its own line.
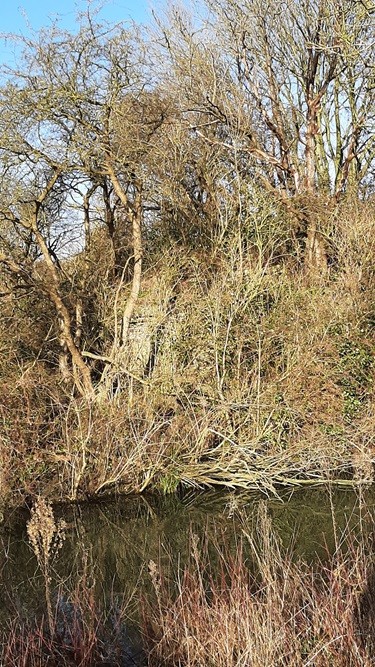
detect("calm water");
top-left (1, 486), bottom-right (374, 663)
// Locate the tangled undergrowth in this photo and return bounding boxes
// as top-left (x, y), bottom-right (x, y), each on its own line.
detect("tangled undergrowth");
top-left (1, 198), bottom-right (375, 507)
top-left (143, 506), bottom-right (375, 667)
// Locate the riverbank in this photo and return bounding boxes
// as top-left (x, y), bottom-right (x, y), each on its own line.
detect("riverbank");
top-left (1, 198), bottom-right (375, 509)
top-left (0, 0), bottom-right (374, 512)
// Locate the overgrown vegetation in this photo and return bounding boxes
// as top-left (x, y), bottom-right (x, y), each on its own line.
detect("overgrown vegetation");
top-left (0, 1), bottom-right (374, 506)
top-left (3, 499), bottom-right (375, 666)
top-left (143, 506), bottom-right (375, 667)
top-left (0, 496), bottom-right (144, 666)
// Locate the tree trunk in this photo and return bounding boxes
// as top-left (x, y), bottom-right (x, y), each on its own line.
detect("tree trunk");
top-left (105, 164), bottom-right (143, 348)
top-left (33, 227), bottom-right (94, 398)
top-left (304, 104), bottom-right (327, 273)
top-left (305, 218), bottom-right (327, 275)
top-left (120, 189), bottom-right (143, 347)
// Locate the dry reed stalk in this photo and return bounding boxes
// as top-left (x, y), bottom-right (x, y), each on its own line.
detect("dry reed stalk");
top-left (0, 572), bottom-right (137, 666)
top-left (143, 508), bottom-right (374, 667)
top-left (27, 497), bottom-right (66, 634)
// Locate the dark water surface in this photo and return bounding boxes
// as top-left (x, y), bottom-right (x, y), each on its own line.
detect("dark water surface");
top-left (1, 486), bottom-right (374, 663)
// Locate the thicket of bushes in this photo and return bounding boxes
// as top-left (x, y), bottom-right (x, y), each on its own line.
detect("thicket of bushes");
top-left (0, 1), bottom-right (374, 506)
top-left (1, 195), bottom-right (374, 506)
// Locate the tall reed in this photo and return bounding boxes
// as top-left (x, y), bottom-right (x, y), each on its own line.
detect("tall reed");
top-left (142, 506), bottom-right (375, 666)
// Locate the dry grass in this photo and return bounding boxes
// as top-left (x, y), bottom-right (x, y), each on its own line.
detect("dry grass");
top-left (142, 505), bottom-right (375, 667)
top-left (0, 584), bottom-right (131, 667)
top-left (0, 197), bottom-right (374, 505)
top-left (1, 499), bottom-right (141, 666)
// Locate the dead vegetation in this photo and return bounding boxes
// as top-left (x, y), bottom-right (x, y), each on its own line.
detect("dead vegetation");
top-left (143, 505), bottom-right (375, 667)
top-left (1, 196), bottom-right (375, 505)
top-left (0, 3), bottom-right (374, 505)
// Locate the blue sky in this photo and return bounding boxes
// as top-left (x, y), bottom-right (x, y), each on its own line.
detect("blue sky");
top-left (0, 0), bottom-right (153, 65)
top-left (1, 0), bottom-right (151, 31)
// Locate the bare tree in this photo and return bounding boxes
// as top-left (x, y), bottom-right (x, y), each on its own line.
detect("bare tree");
top-left (156, 0), bottom-right (375, 267)
top-left (0, 14), bottom-right (172, 395)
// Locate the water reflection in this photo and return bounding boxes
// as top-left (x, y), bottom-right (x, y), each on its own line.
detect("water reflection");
top-left (0, 486), bottom-right (374, 662)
